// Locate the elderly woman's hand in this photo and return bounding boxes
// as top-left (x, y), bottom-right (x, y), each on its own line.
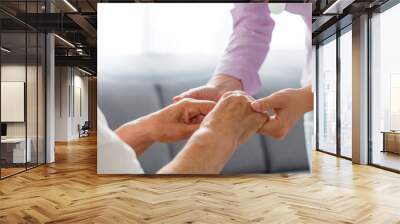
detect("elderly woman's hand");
top-left (115, 99), bottom-right (216, 155)
top-left (200, 90), bottom-right (268, 146)
top-left (150, 98), bottom-right (216, 142)
top-left (158, 91), bottom-right (268, 174)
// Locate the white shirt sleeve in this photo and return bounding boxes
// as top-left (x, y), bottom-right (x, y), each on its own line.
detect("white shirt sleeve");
top-left (97, 108), bottom-right (144, 174)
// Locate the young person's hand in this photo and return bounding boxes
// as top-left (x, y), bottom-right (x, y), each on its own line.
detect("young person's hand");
top-left (116, 99), bottom-right (216, 155)
top-left (251, 85), bottom-right (313, 140)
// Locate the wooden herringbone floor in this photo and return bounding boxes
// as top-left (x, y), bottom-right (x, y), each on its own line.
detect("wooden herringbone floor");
top-left (1, 135), bottom-right (400, 224)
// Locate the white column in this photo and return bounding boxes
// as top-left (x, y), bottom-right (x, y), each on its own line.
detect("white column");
top-left (46, 33), bottom-right (55, 163)
top-left (352, 14), bottom-right (369, 164)
top-left (45, 0), bottom-right (56, 163)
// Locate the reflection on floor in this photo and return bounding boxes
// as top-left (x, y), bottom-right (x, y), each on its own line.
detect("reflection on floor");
top-left (0, 162), bottom-right (43, 178)
top-left (373, 150), bottom-right (400, 171)
top-left (0, 135), bottom-right (400, 223)
top-left (341, 147), bottom-right (352, 158)
top-left (0, 167), bottom-right (25, 177)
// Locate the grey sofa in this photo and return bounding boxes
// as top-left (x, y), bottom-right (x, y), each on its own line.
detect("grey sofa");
top-left (98, 52), bottom-right (309, 174)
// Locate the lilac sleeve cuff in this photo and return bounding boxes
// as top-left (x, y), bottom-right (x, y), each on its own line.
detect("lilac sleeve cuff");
top-left (214, 3), bottom-right (274, 95)
top-left (214, 60), bottom-right (262, 95)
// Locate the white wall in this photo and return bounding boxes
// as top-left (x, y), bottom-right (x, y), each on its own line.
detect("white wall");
top-left (55, 67), bottom-right (89, 141)
top-left (1, 65), bottom-right (41, 138)
top-left (55, 66), bottom-right (69, 141)
top-left (1, 63), bottom-right (46, 163)
top-left (72, 73), bottom-right (89, 138)
top-left (1, 65), bottom-right (26, 138)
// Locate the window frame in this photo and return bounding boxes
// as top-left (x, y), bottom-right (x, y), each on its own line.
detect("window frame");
top-left (367, 0), bottom-right (400, 173)
top-left (316, 24), bottom-right (353, 160)
top-left (0, 1), bottom-right (48, 180)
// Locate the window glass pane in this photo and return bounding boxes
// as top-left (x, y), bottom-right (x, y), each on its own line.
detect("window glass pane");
top-left (371, 3), bottom-right (400, 171)
top-left (340, 30), bottom-right (352, 158)
top-left (0, 1), bottom-right (46, 179)
top-left (27, 31), bottom-right (38, 169)
top-left (1, 31), bottom-right (28, 177)
top-left (318, 37), bottom-right (337, 154)
top-left (38, 32), bottom-right (45, 165)
top-left (27, 0), bottom-right (40, 169)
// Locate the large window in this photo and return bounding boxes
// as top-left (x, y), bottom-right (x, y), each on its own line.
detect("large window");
top-left (317, 27), bottom-right (353, 159)
top-left (340, 28), bottom-right (352, 158)
top-left (370, 2), bottom-right (400, 171)
top-left (0, 1), bottom-right (46, 179)
top-left (317, 36), bottom-right (337, 154)
top-left (316, 0), bottom-right (400, 171)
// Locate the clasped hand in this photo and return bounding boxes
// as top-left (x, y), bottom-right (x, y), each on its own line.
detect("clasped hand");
top-left (116, 91), bottom-right (266, 155)
top-left (174, 75), bottom-right (314, 140)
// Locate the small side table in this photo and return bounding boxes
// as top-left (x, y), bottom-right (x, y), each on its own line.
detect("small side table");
top-left (381, 131), bottom-right (400, 154)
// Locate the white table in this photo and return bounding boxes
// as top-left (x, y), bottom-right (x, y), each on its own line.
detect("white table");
top-left (1, 138), bottom-right (31, 163)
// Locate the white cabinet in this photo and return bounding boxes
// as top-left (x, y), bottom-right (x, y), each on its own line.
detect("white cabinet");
top-left (1, 138), bottom-right (32, 163)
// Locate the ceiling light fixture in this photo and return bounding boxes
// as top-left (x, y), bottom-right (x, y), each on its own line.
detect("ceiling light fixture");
top-left (54, 34), bottom-right (75, 48)
top-left (323, 0), bottom-right (354, 15)
top-left (1, 47), bottom-right (11, 53)
top-left (76, 48), bottom-right (85, 55)
top-left (78, 67), bottom-right (92, 76)
top-left (63, 0), bottom-right (78, 12)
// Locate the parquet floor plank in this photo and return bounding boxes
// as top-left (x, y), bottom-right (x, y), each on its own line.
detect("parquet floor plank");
top-left (0, 135), bottom-right (399, 223)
